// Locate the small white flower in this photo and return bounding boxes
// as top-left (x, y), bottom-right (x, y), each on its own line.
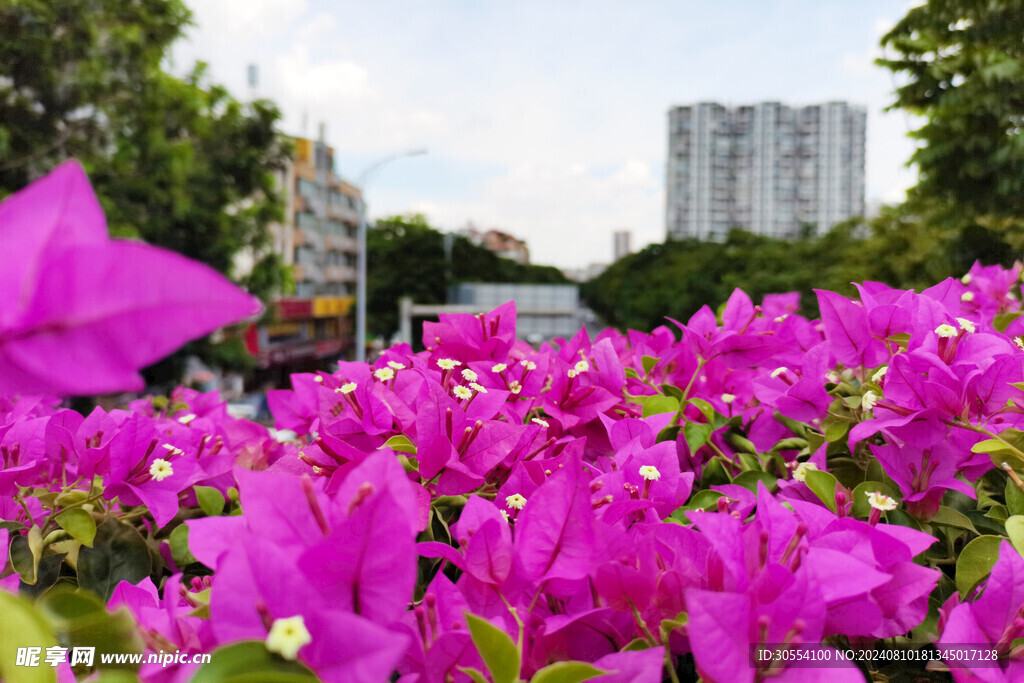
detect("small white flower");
top-left (266, 615), bottom-right (312, 660)
top-left (532, 418), bottom-right (550, 428)
top-left (313, 375), bottom-right (324, 383)
top-left (461, 368), bottom-right (479, 382)
top-left (961, 291), bottom-right (975, 302)
top-left (491, 363), bottom-right (508, 373)
top-left (161, 444), bottom-right (184, 456)
top-left (721, 393), bottom-right (736, 404)
top-left (840, 369), bottom-right (854, 381)
top-left (574, 360), bottom-right (590, 374)
top-left (500, 510), bottom-right (511, 522)
top-left (862, 391), bottom-right (879, 411)
top-left (437, 358), bottom-right (461, 370)
top-left (505, 493), bottom-right (527, 510)
top-left (567, 369), bottom-right (577, 378)
top-left (177, 413), bottom-right (197, 425)
top-left (774, 314), bottom-right (789, 323)
top-left (871, 366), bottom-right (887, 384)
top-left (935, 323), bottom-right (958, 338)
top-left (387, 361), bottom-right (406, 370)
top-left (149, 459), bottom-right (174, 481)
top-left (373, 367), bottom-right (395, 381)
top-left (469, 382), bottom-right (487, 393)
top-left (770, 367), bottom-right (788, 379)
top-left (956, 317), bottom-right (976, 334)
top-left (1015, 337), bottom-right (1024, 351)
top-left (509, 381), bottom-right (522, 395)
top-left (639, 465), bottom-right (661, 481)
top-left (520, 360), bottom-right (537, 371)
top-left (792, 462), bottom-right (818, 483)
top-left (825, 371), bottom-right (840, 383)
top-left (453, 385), bottom-right (473, 400)
top-left (961, 273), bottom-right (972, 285)
top-left (867, 491), bottom-right (898, 512)
top-left (336, 382), bottom-right (357, 394)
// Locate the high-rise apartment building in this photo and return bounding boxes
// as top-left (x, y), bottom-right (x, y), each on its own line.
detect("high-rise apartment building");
top-left (665, 101), bottom-right (866, 240)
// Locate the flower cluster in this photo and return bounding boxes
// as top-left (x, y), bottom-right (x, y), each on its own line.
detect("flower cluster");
top-left (4, 164), bottom-right (1024, 682)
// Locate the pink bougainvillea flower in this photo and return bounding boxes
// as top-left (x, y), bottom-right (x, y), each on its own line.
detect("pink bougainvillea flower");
top-left (0, 160), bottom-right (261, 396)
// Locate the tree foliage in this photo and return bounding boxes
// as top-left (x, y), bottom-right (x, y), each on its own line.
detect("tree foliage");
top-left (0, 0), bottom-right (291, 302)
top-left (368, 215), bottom-right (568, 340)
top-left (878, 0), bottom-right (1024, 221)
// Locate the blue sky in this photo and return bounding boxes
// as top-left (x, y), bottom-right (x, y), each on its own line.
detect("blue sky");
top-left (173, 0), bottom-right (922, 269)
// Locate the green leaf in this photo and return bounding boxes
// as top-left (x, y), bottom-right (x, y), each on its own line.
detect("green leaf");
top-left (994, 311), bottom-right (1022, 333)
top-left (195, 486), bottom-right (226, 516)
top-left (823, 419), bottom-right (849, 443)
top-left (9, 534), bottom-right (36, 585)
top-left (850, 481), bottom-right (902, 518)
top-left (191, 641), bottom-right (319, 682)
top-left (54, 508), bottom-right (97, 547)
top-left (622, 637), bottom-right (652, 651)
top-left (675, 489), bottom-right (726, 516)
top-left (724, 432), bottom-right (757, 454)
top-left (732, 471), bottom-right (777, 494)
top-left (1005, 516), bottom-right (1024, 557)
top-left (682, 422), bottom-right (712, 453)
top-left (642, 394), bottom-right (679, 418)
top-left (169, 524), bottom-right (197, 566)
top-left (1007, 478), bottom-right (1024, 517)
top-left (736, 452), bottom-right (762, 471)
top-left (655, 424), bottom-right (680, 444)
top-left (770, 437), bottom-right (808, 452)
top-left (687, 398), bottom-right (715, 422)
top-left (641, 355), bottom-right (659, 375)
top-left (955, 535), bottom-right (1005, 597)
top-left (660, 384), bottom-right (684, 400)
top-left (0, 591), bottom-right (59, 683)
top-left (457, 668), bottom-right (490, 683)
top-left (930, 506), bottom-right (979, 534)
top-left (624, 367), bottom-right (640, 379)
top-left (699, 456), bottom-right (732, 488)
top-left (77, 519), bottom-right (153, 602)
top-left (465, 613), bottom-right (520, 683)
top-left (532, 661), bottom-right (606, 683)
top-left (380, 434), bottom-right (417, 454)
top-left (804, 470), bottom-right (839, 513)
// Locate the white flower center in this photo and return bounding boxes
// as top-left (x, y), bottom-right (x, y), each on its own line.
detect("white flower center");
top-left (336, 382), bottom-right (357, 394)
top-left (861, 391), bottom-right (879, 411)
top-left (491, 363), bottom-right (507, 373)
top-left (955, 317), bottom-right (976, 334)
top-left (461, 368), bottom-right (479, 382)
top-left (266, 615), bottom-right (312, 660)
top-left (793, 462), bottom-right (818, 483)
top-left (373, 367), bottom-right (395, 381)
top-left (935, 323), bottom-right (958, 338)
top-left (721, 393), bottom-right (736, 404)
top-left (453, 385), bottom-right (473, 400)
top-left (387, 361), bottom-right (406, 370)
top-left (867, 491), bottom-right (898, 511)
top-left (149, 459), bottom-right (173, 481)
top-left (639, 465), bottom-right (661, 481)
top-left (437, 358), bottom-right (461, 370)
top-left (532, 418), bottom-right (549, 428)
top-left (505, 493), bottom-right (527, 510)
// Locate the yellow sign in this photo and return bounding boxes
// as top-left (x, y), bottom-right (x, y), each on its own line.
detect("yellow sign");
top-left (312, 296), bottom-right (354, 317)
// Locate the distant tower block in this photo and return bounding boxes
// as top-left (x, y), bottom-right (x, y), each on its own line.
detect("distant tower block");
top-left (613, 230), bottom-right (632, 261)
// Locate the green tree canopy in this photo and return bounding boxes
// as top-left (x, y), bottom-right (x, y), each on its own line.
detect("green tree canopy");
top-left (0, 0), bottom-right (291, 301)
top-left (368, 215), bottom-right (568, 340)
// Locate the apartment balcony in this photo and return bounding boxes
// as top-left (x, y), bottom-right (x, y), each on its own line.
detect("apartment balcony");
top-left (329, 204), bottom-right (361, 225)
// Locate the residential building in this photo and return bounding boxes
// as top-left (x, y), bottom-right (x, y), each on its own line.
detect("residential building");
top-left (270, 134), bottom-right (364, 298)
top-left (613, 230), bottom-right (632, 261)
top-left (460, 224), bottom-right (531, 265)
top-left (665, 101), bottom-right (866, 240)
top-left (446, 283), bottom-right (583, 341)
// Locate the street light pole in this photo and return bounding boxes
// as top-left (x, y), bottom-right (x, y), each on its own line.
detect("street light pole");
top-left (355, 148), bottom-right (426, 363)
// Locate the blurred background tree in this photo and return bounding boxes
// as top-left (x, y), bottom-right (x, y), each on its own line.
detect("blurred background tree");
top-left (0, 0), bottom-right (292, 386)
top-left (368, 215), bottom-right (568, 341)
